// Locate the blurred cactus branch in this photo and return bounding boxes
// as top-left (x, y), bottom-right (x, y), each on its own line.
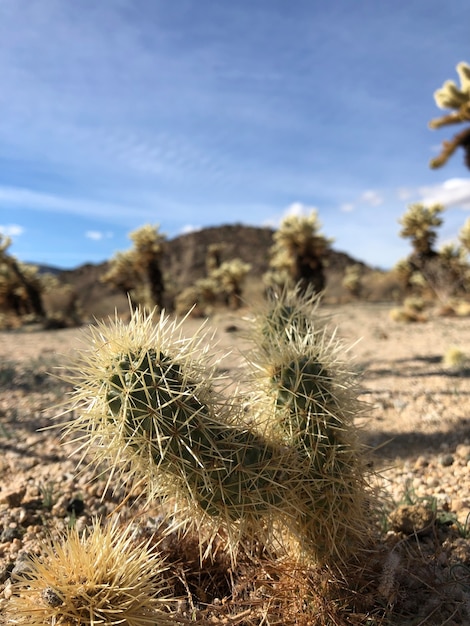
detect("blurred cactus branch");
top-left (429, 126), bottom-right (470, 170)
top-left (429, 61), bottom-right (470, 170)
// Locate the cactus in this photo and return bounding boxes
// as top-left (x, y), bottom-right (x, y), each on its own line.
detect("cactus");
top-left (428, 61), bottom-right (470, 170)
top-left (62, 289), bottom-right (375, 566)
top-left (264, 210), bottom-right (333, 295)
top-left (245, 287), bottom-right (373, 562)
top-left (102, 224), bottom-right (166, 310)
top-left (0, 234), bottom-right (45, 323)
top-left (6, 518), bottom-right (173, 626)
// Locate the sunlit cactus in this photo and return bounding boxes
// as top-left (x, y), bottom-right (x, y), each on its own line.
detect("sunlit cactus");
top-left (175, 256), bottom-right (251, 315)
top-left (6, 518), bottom-right (173, 626)
top-left (0, 234), bottom-right (45, 324)
top-left (459, 216), bottom-right (470, 253)
top-left (61, 308), bottom-right (303, 562)
top-left (429, 61), bottom-right (470, 170)
top-left (342, 264), bottom-right (363, 298)
top-left (264, 210), bottom-right (333, 294)
top-left (245, 287), bottom-right (374, 563)
top-left (174, 277), bottom-right (219, 316)
top-left (102, 224), bottom-right (166, 310)
top-left (210, 258), bottom-right (251, 309)
top-left (398, 203), bottom-right (444, 258)
top-left (205, 242), bottom-right (226, 274)
top-left (61, 289), bottom-right (375, 567)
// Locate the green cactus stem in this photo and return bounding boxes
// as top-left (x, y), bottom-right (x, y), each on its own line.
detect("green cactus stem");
top-left (246, 287), bottom-right (375, 563)
top-left (62, 308), bottom-right (304, 561)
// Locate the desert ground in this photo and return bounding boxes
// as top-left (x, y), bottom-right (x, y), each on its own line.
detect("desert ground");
top-left (0, 301), bottom-right (470, 624)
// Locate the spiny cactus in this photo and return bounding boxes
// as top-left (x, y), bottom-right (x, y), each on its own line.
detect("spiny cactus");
top-left (264, 210), bottom-right (333, 295)
top-left (0, 234), bottom-right (45, 323)
top-left (429, 61), bottom-right (470, 170)
top-left (61, 289), bottom-right (375, 567)
top-left (245, 287), bottom-right (373, 562)
top-left (7, 517), bottom-right (173, 626)
top-left (342, 264), bottom-right (363, 298)
top-left (398, 203), bottom-right (444, 258)
top-left (102, 224), bottom-right (166, 310)
top-left (62, 308), bottom-right (301, 561)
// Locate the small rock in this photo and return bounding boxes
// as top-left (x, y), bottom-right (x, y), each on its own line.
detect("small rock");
top-left (439, 453), bottom-right (454, 467)
top-left (414, 456), bottom-right (429, 469)
top-left (0, 527), bottom-right (21, 543)
top-left (389, 504), bottom-right (436, 536)
top-left (0, 486), bottom-right (26, 508)
top-left (455, 444), bottom-right (470, 462)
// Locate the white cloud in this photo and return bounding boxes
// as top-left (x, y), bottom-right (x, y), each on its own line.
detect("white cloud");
top-left (86, 230), bottom-right (113, 241)
top-left (396, 187), bottom-right (413, 201)
top-left (360, 190), bottom-right (383, 207)
top-left (0, 223), bottom-right (24, 237)
top-left (284, 201), bottom-right (318, 218)
top-left (419, 178), bottom-right (470, 210)
top-left (180, 224), bottom-right (201, 234)
top-left (340, 202), bottom-right (355, 213)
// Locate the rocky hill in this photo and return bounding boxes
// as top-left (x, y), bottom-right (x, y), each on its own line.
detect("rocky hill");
top-left (58, 223), bottom-right (383, 318)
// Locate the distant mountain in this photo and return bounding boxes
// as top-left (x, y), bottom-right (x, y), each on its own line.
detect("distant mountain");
top-left (56, 223), bottom-right (373, 318)
top-left (28, 263), bottom-right (64, 276)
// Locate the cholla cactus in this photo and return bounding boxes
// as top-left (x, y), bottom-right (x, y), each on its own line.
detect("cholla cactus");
top-left (265, 211), bottom-right (333, 294)
top-left (429, 61), bottom-right (470, 169)
top-left (342, 264), bottom-right (363, 298)
top-left (174, 277), bottom-right (219, 316)
top-left (6, 518), bottom-right (173, 626)
top-left (245, 287), bottom-right (373, 563)
top-left (0, 235), bottom-right (45, 323)
top-left (102, 224), bottom-right (166, 310)
top-left (61, 288), bottom-right (375, 567)
top-left (210, 259), bottom-right (251, 309)
top-left (205, 243), bottom-right (226, 274)
top-left (459, 217), bottom-right (470, 253)
top-left (398, 203), bottom-right (444, 258)
top-left (175, 257), bottom-right (251, 316)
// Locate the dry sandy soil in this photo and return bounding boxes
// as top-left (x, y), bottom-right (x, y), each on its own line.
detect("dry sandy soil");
top-left (1, 301), bottom-right (470, 624)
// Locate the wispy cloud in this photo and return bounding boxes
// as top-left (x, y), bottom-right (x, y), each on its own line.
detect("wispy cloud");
top-left (0, 185), bottom-right (156, 224)
top-left (359, 190), bottom-right (384, 207)
top-left (419, 178), bottom-right (470, 210)
top-left (0, 224), bottom-right (24, 237)
top-left (85, 230), bottom-right (114, 241)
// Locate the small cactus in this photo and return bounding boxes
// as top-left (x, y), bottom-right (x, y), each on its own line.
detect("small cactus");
top-left (6, 518), bottom-right (173, 626)
top-left (61, 289), bottom-right (376, 566)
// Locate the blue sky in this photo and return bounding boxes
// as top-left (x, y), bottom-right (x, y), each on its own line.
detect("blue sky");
top-left (1, 0), bottom-right (470, 270)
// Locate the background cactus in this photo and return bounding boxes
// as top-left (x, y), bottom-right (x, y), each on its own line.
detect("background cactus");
top-left (62, 289), bottom-right (376, 566)
top-left (429, 61), bottom-right (470, 170)
top-left (264, 210), bottom-right (333, 295)
top-left (0, 234), bottom-right (45, 325)
top-left (102, 223), bottom-right (166, 311)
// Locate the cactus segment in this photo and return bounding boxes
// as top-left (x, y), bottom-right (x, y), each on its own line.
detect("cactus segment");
top-left (103, 347), bottom-right (290, 521)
